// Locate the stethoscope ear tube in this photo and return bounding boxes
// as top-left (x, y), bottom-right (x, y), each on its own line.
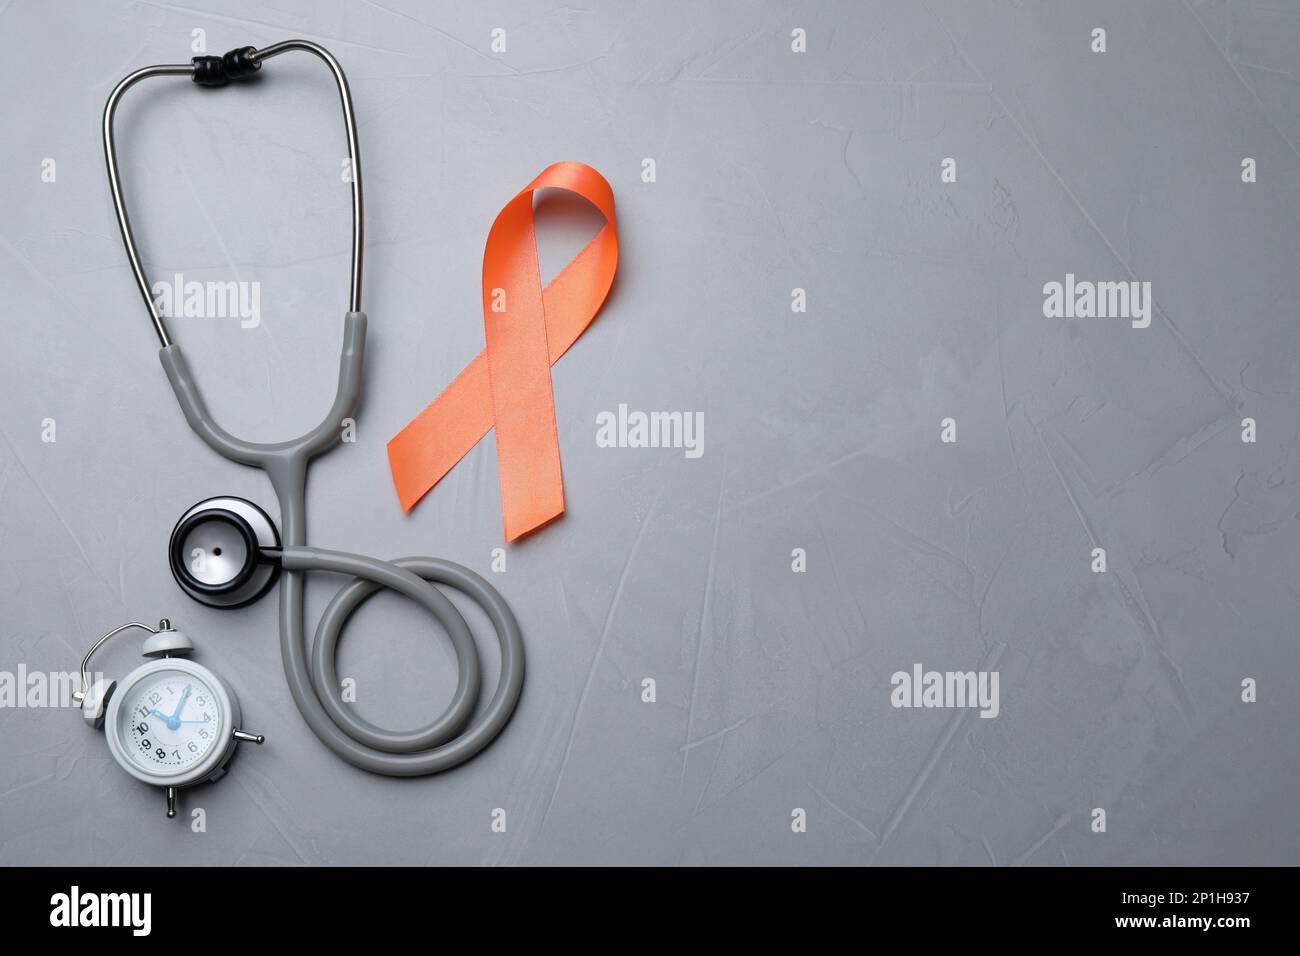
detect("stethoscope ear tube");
top-left (103, 39), bottom-right (363, 347)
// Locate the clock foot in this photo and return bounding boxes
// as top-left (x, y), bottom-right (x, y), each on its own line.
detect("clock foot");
top-left (166, 786), bottom-right (177, 819)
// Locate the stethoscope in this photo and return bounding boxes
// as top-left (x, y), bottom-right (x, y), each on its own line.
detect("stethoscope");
top-left (99, 39), bottom-right (524, 780)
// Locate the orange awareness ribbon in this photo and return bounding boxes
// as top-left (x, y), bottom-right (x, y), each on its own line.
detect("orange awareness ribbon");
top-left (387, 162), bottom-right (619, 541)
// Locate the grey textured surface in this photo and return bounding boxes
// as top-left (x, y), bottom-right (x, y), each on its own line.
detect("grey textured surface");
top-left (1, 0), bottom-right (1298, 866)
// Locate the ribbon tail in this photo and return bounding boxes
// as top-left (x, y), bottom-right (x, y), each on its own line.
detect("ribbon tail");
top-left (387, 353), bottom-right (495, 511)
top-left (482, 191), bottom-right (566, 541)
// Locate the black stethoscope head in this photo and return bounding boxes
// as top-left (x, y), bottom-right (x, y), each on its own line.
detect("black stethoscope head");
top-left (169, 497), bottom-right (281, 608)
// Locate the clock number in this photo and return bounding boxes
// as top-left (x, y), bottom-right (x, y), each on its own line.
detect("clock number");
top-left (199, 729), bottom-right (210, 740)
top-left (171, 750), bottom-right (180, 759)
top-left (196, 695), bottom-right (207, 707)
top-left (140, 738), bottom-right (151, 749)
top-left (202, 711), bottom-right (212, 722)
top-left (187, 741), bottom-right (198, 753)
top-left (148, 692), bottom-right (161, 705)
top-left (137, 722), bottom-right (149, 734)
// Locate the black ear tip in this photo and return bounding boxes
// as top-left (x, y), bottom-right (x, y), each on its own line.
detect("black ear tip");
top-left (222, 46), bottom-right (261, 80)
top-left (192, 46), bottom-right (262, 86)
top-left (191, 55), bottom-right (228, 87)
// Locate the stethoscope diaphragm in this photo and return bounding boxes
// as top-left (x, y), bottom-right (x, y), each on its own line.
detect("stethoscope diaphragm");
top-left (169, 496), bottom-right (281, 608)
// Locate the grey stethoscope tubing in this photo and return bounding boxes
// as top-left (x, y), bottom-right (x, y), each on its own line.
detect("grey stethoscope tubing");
top-left (102, 40), bottom-right (525, 777)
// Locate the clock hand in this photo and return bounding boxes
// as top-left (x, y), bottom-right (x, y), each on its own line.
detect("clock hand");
top-left (170, 684), bottom-right (192, 722)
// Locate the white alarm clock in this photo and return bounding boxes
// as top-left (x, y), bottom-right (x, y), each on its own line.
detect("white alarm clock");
top-left (77, 619), bottom-right (263, 818)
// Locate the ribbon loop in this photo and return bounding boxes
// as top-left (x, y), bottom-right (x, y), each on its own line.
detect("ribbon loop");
top-left (387, 162), bottom-right (619, 541)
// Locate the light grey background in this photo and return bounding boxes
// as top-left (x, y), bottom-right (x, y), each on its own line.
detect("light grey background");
top-left (1, 0), bottom-right (1297, 866)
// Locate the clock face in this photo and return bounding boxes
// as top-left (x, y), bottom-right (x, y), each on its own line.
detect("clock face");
top-left (117, 669), bottom-right (223, 775)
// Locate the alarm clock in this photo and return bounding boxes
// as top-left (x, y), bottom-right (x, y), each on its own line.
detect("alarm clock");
top-left (77, 619), bottom-right (263, 819)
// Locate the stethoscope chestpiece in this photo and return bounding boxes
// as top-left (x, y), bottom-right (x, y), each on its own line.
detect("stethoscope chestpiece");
top-left (169, 496), bottom-right (280, 608)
